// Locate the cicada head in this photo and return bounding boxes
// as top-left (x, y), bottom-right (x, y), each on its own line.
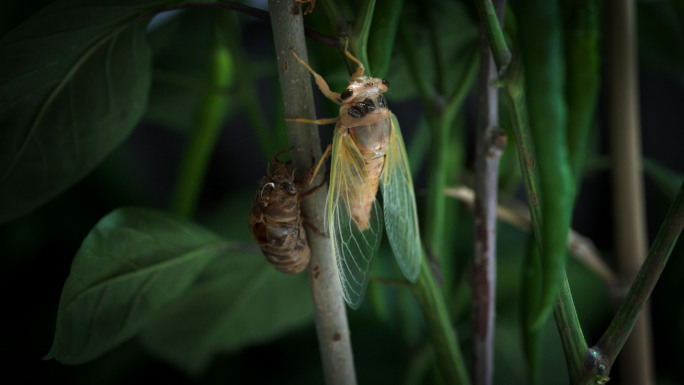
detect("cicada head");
top-left (340, 76), bottom-right (389, 104)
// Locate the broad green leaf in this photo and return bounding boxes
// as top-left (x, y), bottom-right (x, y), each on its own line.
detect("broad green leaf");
top-left (138, 246), bottom-right (314, 375)
top-left (0, 0), bottom-right (166, 223)
top-left (46, 207), bottom-right (231, 364)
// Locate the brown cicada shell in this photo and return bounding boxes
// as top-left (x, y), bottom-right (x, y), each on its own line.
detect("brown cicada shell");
top-left (249, 148), bottom-right (321, 274)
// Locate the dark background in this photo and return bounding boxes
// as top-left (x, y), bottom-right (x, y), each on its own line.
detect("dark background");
top-left (2, 1), bottom-right (683, 384)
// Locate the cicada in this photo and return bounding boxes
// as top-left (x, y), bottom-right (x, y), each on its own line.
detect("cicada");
top-left (290, 43), bottom-right (423, 308)
top-left (249, 148), bottom-right (323, 274)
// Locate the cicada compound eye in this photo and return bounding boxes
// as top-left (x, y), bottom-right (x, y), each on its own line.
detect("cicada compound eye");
top-left (282, 182), bottom-right (298, 195)
top-left (382, 79), bottom-right (389, 88)
top-left (341, 88), bottom-right (353, 100)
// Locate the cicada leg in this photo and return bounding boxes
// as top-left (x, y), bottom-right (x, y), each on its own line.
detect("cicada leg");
top-left (290, 49), bottom-right (341, 104)
top-left (304, 219), bottom-right (327, 238)
top-left (301, 145), bottom-right (331, 239)
top-left (285, 117), bottom-right (339, 125)
top-left (302, 144), bottom-right (332, 189)
top-left (342, 38), bottom-right (365, 79)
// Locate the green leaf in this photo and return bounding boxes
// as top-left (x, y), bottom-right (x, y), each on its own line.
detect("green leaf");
top-left (367, 0), bottom-right (404, 79)
top-left (0, 0), bottom-right (163, 223)
top-left (138, 246), bottom-right (314, 375)
top-left (145, 8), bottom-right (222, 132)
top-left (46, 207), bottom-right (231, 364)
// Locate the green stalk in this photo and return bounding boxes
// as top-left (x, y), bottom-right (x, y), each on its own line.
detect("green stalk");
top-left (367, 0), bottom-right (404, 78)
top-left (553, 268), bottom-right (589, 384)
top-left (475, 0), bottom-right (588, 381)
top-left (398, 24), bottom-right (478, 267)
top-left (521, 238), bottom-right (544, 385)
top-left (591, 181), bottom-right (684, 381)
top-left (474, 0), bottom-right (512, 73)
top-left (350, 0), bottom-right (376, 70)
top-left (562, 0), bottom-right (600, 181)
top-left (426, 52), bottom-right (478, 292)
top-left (410, 256), bottom-right (471, 385)
top-left (502, 72), bottom-right (542, 239)
top-left (170, 29), bottom-right (232, 217)
top-left (518, 0), bottom-right (574, 330)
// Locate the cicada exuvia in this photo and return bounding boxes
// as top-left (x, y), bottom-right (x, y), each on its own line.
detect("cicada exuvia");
top-left (290, 42), bottom-right (423, 308)
top-left (249, 148), bottom-right (323, 274)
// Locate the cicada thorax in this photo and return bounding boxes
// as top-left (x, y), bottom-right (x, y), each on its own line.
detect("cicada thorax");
top-left (337, 77), bottom-right (393, 230)
top-left (249, 152), bottom-right (311, 274)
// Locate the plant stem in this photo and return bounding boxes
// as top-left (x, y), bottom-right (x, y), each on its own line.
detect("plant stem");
top-left (410, 256), bottom-right (471, 385)
top-left (350, 0), bottom-right (376, 70)
top-left (170, 30), bottom-right (231, 218)
top-left (367, 0), bottom-right (404, 78)
top-left (474, 0), bottom-right (511, 74)
top-left (474, 1), bottom-right (589, 381)
top-left (398, 23), bottom-right (478, 288)
top-left (563, 0), bottom-right (600, 181)
top-left (472, 1), bottom-right (506, 383)
top-left (606, 0), bottom-right (653, 382)
top-left (519, 0), bottom-right (574, 331)
top-left (268, 1), bottom-right (356, 384)
top-left (590, 181), bottom-right (684, 383)
top-left (553, 268), bottom-right (589, 384)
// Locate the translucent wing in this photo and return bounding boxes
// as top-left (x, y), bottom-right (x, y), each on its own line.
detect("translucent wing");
top-left (380, 114), bottom-right (422, 282)
top-left (327, 130), bottom-right (383, 309)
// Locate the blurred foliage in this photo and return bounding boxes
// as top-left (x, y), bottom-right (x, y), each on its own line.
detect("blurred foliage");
top-left (0, 0), bottom-right (682, 384)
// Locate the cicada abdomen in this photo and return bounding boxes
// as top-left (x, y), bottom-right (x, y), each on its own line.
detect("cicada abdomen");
top-left (249, 149), bottom-right (314, 274)
top-left (338, 90), bottom-right (392, 230)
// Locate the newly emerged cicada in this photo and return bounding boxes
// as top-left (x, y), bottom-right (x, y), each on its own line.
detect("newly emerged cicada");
top-left (249, 148), bottom-right (322, 274)
top-left (290, 42), bottom-right (423, 308)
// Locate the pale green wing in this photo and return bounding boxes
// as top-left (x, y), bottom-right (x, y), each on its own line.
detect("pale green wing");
top-left (380, 114), bottom-right (422, 282)
top-left (327, 130), bottom-right (383, 309)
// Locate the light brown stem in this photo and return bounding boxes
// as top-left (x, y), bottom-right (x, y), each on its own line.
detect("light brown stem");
top-left (606, 0), bottom-right (653, 383)
top-left (268, 1), bottom-right (357, 384)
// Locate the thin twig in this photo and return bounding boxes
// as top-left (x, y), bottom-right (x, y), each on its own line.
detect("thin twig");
top-left (268, 1), bottom-right (356, 384)
top-left (472, 1), bottom-right (506, 382)
top-left (445, 186), bottom-right (617, 285)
